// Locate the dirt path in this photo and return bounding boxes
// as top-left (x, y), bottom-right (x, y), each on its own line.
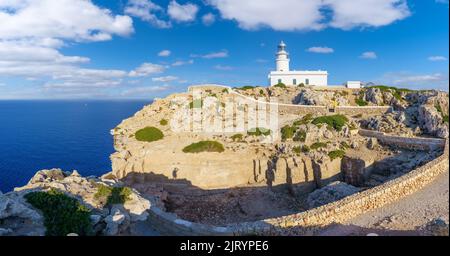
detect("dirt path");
top-left (319, 170), bottom-right (449, 236)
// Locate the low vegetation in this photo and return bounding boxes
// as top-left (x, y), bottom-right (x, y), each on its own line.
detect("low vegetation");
top-left (94, 184), bottom-right (132, 206)
top-left (355, 98), bottom-right (369, 106)
top-left (25, 189), bottom-right (93, 236)
top-left (435, 104), bottom-right (449, 123)
top-left (293, 130), bottom-right (307, 142)
top-left (236, 85), bottom-right (256, 90)
top-left (281, 125), bottom-right (295, 141)
top-left (274, 82), bottom-right (287, 88)
top-left (293, 114), bottom-right (313, 126)
top-left (159, 119), bottom-right (168, 126)
top-left (312, 114), bottom-right (349, 131)
top-left (310, 142), bottom-right (328, 150)
top-left (231, 134), bottom-right (243, 142)
top-left (135, 127), bottom-right (164, 142)
top-left (182, 140), bottom-right (225, 153)
top-left (247, 127), bottom-right (272, 136)
top-left (328, 150), bottom-right (346, 160)
top-left (189, 99), bottom-right (203, 109)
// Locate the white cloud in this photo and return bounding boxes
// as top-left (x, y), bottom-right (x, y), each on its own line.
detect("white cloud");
top-left (172, 60), bottom-right (194, 66)
top-left (324, 0), bottom-right (410, 29)
top-left (378, 72), bottom-right (449, 91)
top-left (121, 85), bottom-right (171, 96)
top-left (125, 0), bottom-right (171, 28)
top-left (152, 76), bottom-right (178, 82)
top-left (360, 51), bottom-right (377, 59)
top-left (158, 50), bottom-right (171, 57)
top-left (214, 65), bottom-right (234, 71)
top-left (202, 13), bottom-right (216, 26)
top-left (192, 50), bottom-right (229, 59)
top-left (307, 46), bottom-right (334, 54)
top-left (208, 0), bottom-right (410, 31)
top-left (0, 0), bottom-right (133, 42)
top-left (129, 63), bottom-right (166, 77)
top-left (428, 56), bottom-right (448, 61)
top-left (168, 1), bottom-right (199, 22)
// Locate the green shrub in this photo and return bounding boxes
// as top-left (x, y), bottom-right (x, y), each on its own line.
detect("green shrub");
top-left (25, 189), bottom-right (92, 236)
top-left (209, 93), bottom-right (218, 98)
top-left (189, 99), bottom-right (203, 109)
top-left (294, 114), bottom-right (314, 126)
top-left (159, 119), bottom-right (168, 126)
top-left (274, 82), bottom-right (286, 88)
top-left (312, 115), bottom-right (349, 131)
top-left (94, 184), bottom-right (132, 206)
top-left (310, 142), bottom-right (328, 150)
top-left (293, 130), bottom-right (307, 142)
top-left (182, 141), bottom-right (225, 153)
top-left (222, 88), bottom-right (229, 93)
top-left (328, 150), bottom-right (346, 160)
top-left (293, 146), bottom-right (302, 155)
top-left (298, 83), bottom-right (305, 87)
top-left (355, 98), bottom-right (369, 106)
top-left (231, 134), bottom-right (243, 142)
top-left (302, 145), bottom-right (310, 153)
top-left (247, 127), bottom-right (272, 136)
top-left (281, 125), bottom-right (295, 140)
top-left (135, 127), bottom-right (164, 142)
top-left (444, 115), bottom-right (449, 124)
top-left (259, 89), bottom-right (265, 95)
top-left (237, 86), bottom-right (256, 90)
top-left (340, 141), bottom-right (350, 150)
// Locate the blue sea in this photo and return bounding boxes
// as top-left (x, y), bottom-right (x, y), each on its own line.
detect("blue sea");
top-left (0, 100), bottom-right (150, 192)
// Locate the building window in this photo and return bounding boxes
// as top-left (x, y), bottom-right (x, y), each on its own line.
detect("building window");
top-left (305, 79), bottom-right (310, 85)
top-left (293, 79), bottom-right (297, 85)
top-left (278, 79), bottom-right (282, 84)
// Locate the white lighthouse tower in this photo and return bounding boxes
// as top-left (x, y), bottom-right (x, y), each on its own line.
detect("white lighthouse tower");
top-left (268, 41), bottom-right (328, 86)
top-left (276, 41), bottom-right (290, 72)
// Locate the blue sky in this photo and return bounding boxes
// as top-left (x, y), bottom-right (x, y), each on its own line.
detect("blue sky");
top-left (0, 0), bottom-right (448, 99)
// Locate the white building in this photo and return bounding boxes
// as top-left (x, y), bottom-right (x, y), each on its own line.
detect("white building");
top-left (268, 41), bottom-right (328, 87)
top-left (345, 81), bottom-right (362, 89)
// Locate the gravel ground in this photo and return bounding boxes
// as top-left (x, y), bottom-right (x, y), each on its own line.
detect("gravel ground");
top-left (319, 169), bottom-right (449, 236)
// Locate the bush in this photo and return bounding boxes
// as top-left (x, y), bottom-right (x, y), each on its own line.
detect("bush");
top-left (182, 141), bottom-right (225, 153)
top-left (312, 115), bottom-right (349, 131)
top-left (135, 127), bottom-right (164, 142)
top-left (355, 98), bottom-right (369, 106)
top-left (310, 142), bottom-right (328, 150)
top-left (189, 99), bottom-right (203, 109)
top-left (340, 141), bottom-right (350, 150)
top-left (94, 184), bottom-right (132, 206)
top-left (293, 146), bottom-right (302, 155)
top-left (293, 114), bottom-right (314, 126)
top-left (328, 150), bottom-right (346, 160)
top-left (247, 127), bottom-right (272, 136)
top-left (259, 89), bottom-right (265, 95)
top-left (293, 130), bottom-right (307, 142)
top-left (159, 119), bottom-right (168, 126)
top-left (298, 83), bottom-right (305, 87)
top-left (25, 189), bottom-right (93, 236)
top-left (231, 134), bottom-right (243, 142)
top-left (237, 86), bottom-right (256, 90)
top-left (222, 88), bottom-right (229, 93)
top-left (444, 115), bottom-right (449, 124)
top-left (281, 125), bottom-right (295, 140)
top-left (274, 82), bottom-right (286, 88)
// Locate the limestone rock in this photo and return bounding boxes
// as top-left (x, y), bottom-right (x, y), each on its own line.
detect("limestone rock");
top-left (307, 181), bottom-right (360, 209)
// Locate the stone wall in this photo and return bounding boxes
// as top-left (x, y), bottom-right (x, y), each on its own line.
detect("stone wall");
top-left (145, 137), bottom-right (449, 236)
top-left (336, 106), bottom-right (392, 116)
top-left (359, 129), bottom-right (446, 151)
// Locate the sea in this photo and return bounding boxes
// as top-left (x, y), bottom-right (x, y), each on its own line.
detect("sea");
top-left (0, 100), bottom-right (150, 192)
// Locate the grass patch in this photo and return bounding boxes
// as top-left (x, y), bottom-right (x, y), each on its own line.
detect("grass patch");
top-left (355, 98), bottom-right (369, 106)
top-left (231, 134), bottom-right (243, 142)
top-left (183, 141), bottom-right (225, 153)
top-left (312, 115), bottom-right (349, 131)
top-left (25, 189), bottom-right (92, 236)
top-left (189, 99), bottom-right (203, 109)
top-left (444, 115), bottom-right (449, 123)
top-left (236, 86), bottom-right (256, 90)
top-left (310, 142), bottom-right (328, 150)
top-left (328, 150), bottom-right (346, 161)
top-left (293, 114), bottom-right (313, 126)
top-left (281, 125), bottom-right (295, 141)
top-left (222, 88), bottom-right (229, 93)
top-left (135, 127), bottom-right (164, 142)
top-left (247, 127), bottom-right (272, 136)
top-left (94, 184), bottom-right (132, 206)
top-left (274, 82), bottom-right (287, 88)
top-left (159, 119), bottom-right (168, 126)
top-left (340, 141), bottom-right (350, 150)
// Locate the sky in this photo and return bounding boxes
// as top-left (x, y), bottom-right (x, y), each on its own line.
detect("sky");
top-left (0, 0), bottom-right (448, 99)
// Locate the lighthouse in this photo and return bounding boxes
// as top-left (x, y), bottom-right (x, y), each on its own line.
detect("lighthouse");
top-left (276, 41), bottom-right (290, 72)
top-left (268, 41), bottom-right (328, 87)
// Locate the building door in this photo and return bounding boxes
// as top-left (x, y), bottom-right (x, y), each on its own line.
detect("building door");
top-left (305, 79), bottom-right (309, 85)
top-left (293, 79), bottom-right (297, 85)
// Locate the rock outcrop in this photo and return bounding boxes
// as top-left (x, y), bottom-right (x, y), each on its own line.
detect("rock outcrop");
top-left (306, 181), bottom-right (360, 209)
